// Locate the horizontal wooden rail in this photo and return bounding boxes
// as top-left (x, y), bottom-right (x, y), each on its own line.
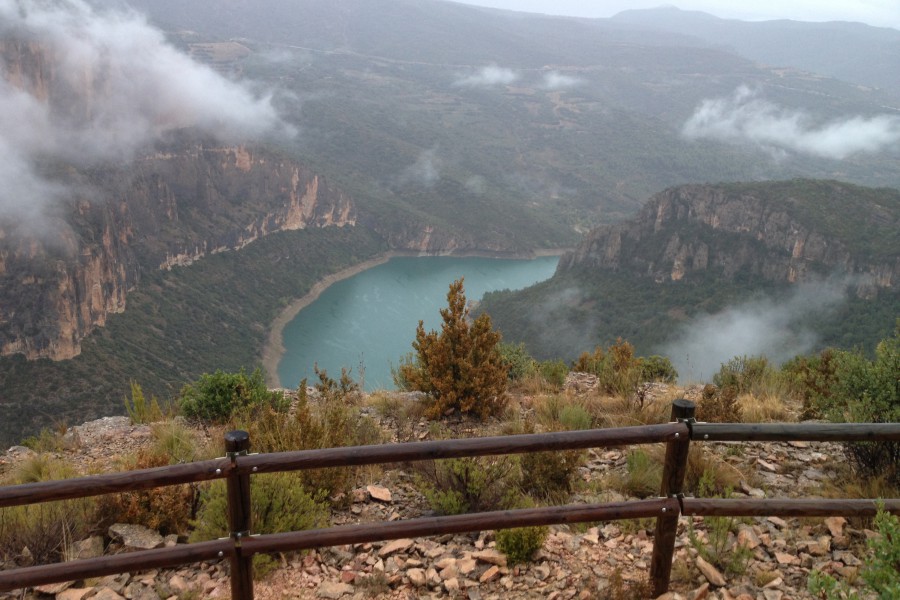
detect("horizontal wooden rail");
top-left (0, 424), bottom-right (684, 510)
top-left (691, 422), bottom-right (900, 442)
top-left (241, 498), bottom-right (680, 556)
top-left (239, 423), bottom-right (687, 475)
top-left (683, 498), bottom-right (900, 517)
top-left (0, 458), bottom-right (231, 509)
top-left (0, 539), bottom-right (232, 593)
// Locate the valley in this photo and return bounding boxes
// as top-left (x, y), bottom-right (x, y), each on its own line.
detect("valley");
top-left (0, 0), bottom-right (898, 444)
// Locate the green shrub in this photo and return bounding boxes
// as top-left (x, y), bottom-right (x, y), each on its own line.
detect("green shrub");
top-left (390, 352), bottom-right (417, 391)
top-left (496, 525), bottom-right (548, 565)
top-left (573, 339), bottom-right (643, 398)
top-left (536, 396), bottom-right (592, 431)
top-left (640, 355), bottom-right (678, 383)
top-left (179, 368), bottom-right (286, 422)
top-left (499, 342), bottom-right (537, 381)
top-left (684, 446), bottom-right (742, 497)
top-left (559, 404), bottom-right (593, 431)
top-left (687, 471), bottom-right (751, 576)
top-left (516, 414), bottom-right (584, 502)
top-left (538, 360), bottom-right (569, 390)
top-left (151, 420), bottom-right (200, 463)
top-left (620, 449), bottom-right (662, 498)
top-left (831, 329), bottom-right (899, 486)
top-left (788, 324), bottom-right (899, 486)
top-left (713, 355), bottom-right (772, 395)
top-left (21, 424), bottom-right (74, 453)
top-left (808, 506), bottom-right (900, 599)
top-left (782, 348), bottom-right (842, 419)
top-left (232, 367), bottom-right (364, 499)
top-left (416, 457), bottom-right (518, 515)
top-left (124, 381), bottom-right (164, 425)
top-left (190, 472), bottom-right (328, 575)
top-left (519, 450), bottom-right (582, 502)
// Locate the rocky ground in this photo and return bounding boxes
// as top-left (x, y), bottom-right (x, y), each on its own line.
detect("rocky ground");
top-left (0, 385), bottom-right (881, 600)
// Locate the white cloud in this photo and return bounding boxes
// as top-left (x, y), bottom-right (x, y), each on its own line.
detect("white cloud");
top-left (400, 148), bottom-right (441, 186)
top-left (0, 0), bottom-right (286, 219)
top-left (659, 278), bottom-right (847, 382)
top-left (683, 85), bottom-right (900, 159)
top-left (454, 65), bottom-right (519, 87)
top-left (541, 71), bottom-right (582, 90)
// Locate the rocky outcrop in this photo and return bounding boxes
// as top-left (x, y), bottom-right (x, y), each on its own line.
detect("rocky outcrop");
top-left (559, 181), bottom-right (899, 296)
top-left (0, 143), bottom-right (357, 361)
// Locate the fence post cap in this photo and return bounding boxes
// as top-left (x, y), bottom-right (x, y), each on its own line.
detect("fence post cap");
top-left (670, 399), bottom-right (696, 422)
top-left (224, 430), bottom-right (251, 452)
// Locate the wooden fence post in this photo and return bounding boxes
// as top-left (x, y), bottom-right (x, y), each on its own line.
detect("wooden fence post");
top-left (225, 430), bottom-right (254, 600)
top-left (649, 399), bottom-right (695, 597)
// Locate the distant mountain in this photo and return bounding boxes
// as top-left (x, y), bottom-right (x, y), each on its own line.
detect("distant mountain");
top-left (612, 7), bottom-right (900, 96)
top-left (481, 180), bottom-right (900, 365)
top-left (121, 0), bottom-right (900, 225)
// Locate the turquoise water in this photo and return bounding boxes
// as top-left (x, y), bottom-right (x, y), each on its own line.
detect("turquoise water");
top-left (276, 255), bottom-right (559, 390)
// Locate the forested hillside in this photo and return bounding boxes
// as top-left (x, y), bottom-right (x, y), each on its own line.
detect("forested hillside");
top-left (481, 180), bottom-right (899, 374)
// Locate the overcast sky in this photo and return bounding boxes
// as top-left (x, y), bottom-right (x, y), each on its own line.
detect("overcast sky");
top-left (452, 1), bottom-right (900, 30)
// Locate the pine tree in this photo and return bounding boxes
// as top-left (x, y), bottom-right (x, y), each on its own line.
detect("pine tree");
top-left (400, 278), bottom-right (508, 419)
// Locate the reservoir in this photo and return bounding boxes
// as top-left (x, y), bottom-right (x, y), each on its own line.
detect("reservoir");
top-left (276, 255), bottom-right (559, 390)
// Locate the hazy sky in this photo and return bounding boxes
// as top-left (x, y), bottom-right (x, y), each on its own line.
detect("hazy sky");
top-left (452, 1), bottom-right (900, 30)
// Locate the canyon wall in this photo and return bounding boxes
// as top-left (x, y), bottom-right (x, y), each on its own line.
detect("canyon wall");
top-left (0, 144), bottom-right (356, 360)
top-left (559, 181), bottom-right (899, 296)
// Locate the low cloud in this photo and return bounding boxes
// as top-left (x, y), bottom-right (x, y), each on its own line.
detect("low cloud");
top-left (519, 285), bottom-right (598, 361)
top-left (0, 0), bottom-right (285, 220)
top-left (400, 148), bottom-right (441, 187)
top-left (454, 65), bottom-right (519, 87)
top-left (659, 278), bottom-right (848, 383)
top-left (683, 85), bottom-right (900, 159)
top-left (465, 175), bottom-right (486, 195)
top-left (541, 71), bottom-right (582, 90)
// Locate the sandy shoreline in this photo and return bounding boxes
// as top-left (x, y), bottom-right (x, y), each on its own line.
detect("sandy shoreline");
top-left (261, 248), bottom-right (570, 387)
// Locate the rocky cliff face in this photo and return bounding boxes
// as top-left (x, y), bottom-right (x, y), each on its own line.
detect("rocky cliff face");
top-left (0, 203), bottom-right (137, 361)
top-left (559, 182), bottom-right (899, 297)
top-left (0, 143), bottom-right (356, 360)
top-left (123, 143), bottom-right (356, 271)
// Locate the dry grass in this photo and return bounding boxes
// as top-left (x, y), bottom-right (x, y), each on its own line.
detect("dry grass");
top-left (684, 446), bottom-right (745, 497)
top-left (817, 460), bottom-right (899, 503)
top-left (738, 392), bottom-right (796, 423)
top-left (514, 372), bottom-right (561, 395)
top-left (589, 393), bottom-right (672, 428)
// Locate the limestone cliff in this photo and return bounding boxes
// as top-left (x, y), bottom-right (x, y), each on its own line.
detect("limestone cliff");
top-left (559, 180), bottom-right (899, 296)
top-left (0, 204), bottom-right (136, 361)
top-left (0, 143), bottom-right (356, 360)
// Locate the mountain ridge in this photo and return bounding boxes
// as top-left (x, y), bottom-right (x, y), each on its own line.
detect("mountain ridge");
top-left (611, 7), bottom-right (900, 96)
top-left (481, 180), bottom-right (899, 362)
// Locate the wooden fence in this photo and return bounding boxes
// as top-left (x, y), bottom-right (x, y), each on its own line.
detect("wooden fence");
top-left (1, 399), bottom-right (899, 599)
